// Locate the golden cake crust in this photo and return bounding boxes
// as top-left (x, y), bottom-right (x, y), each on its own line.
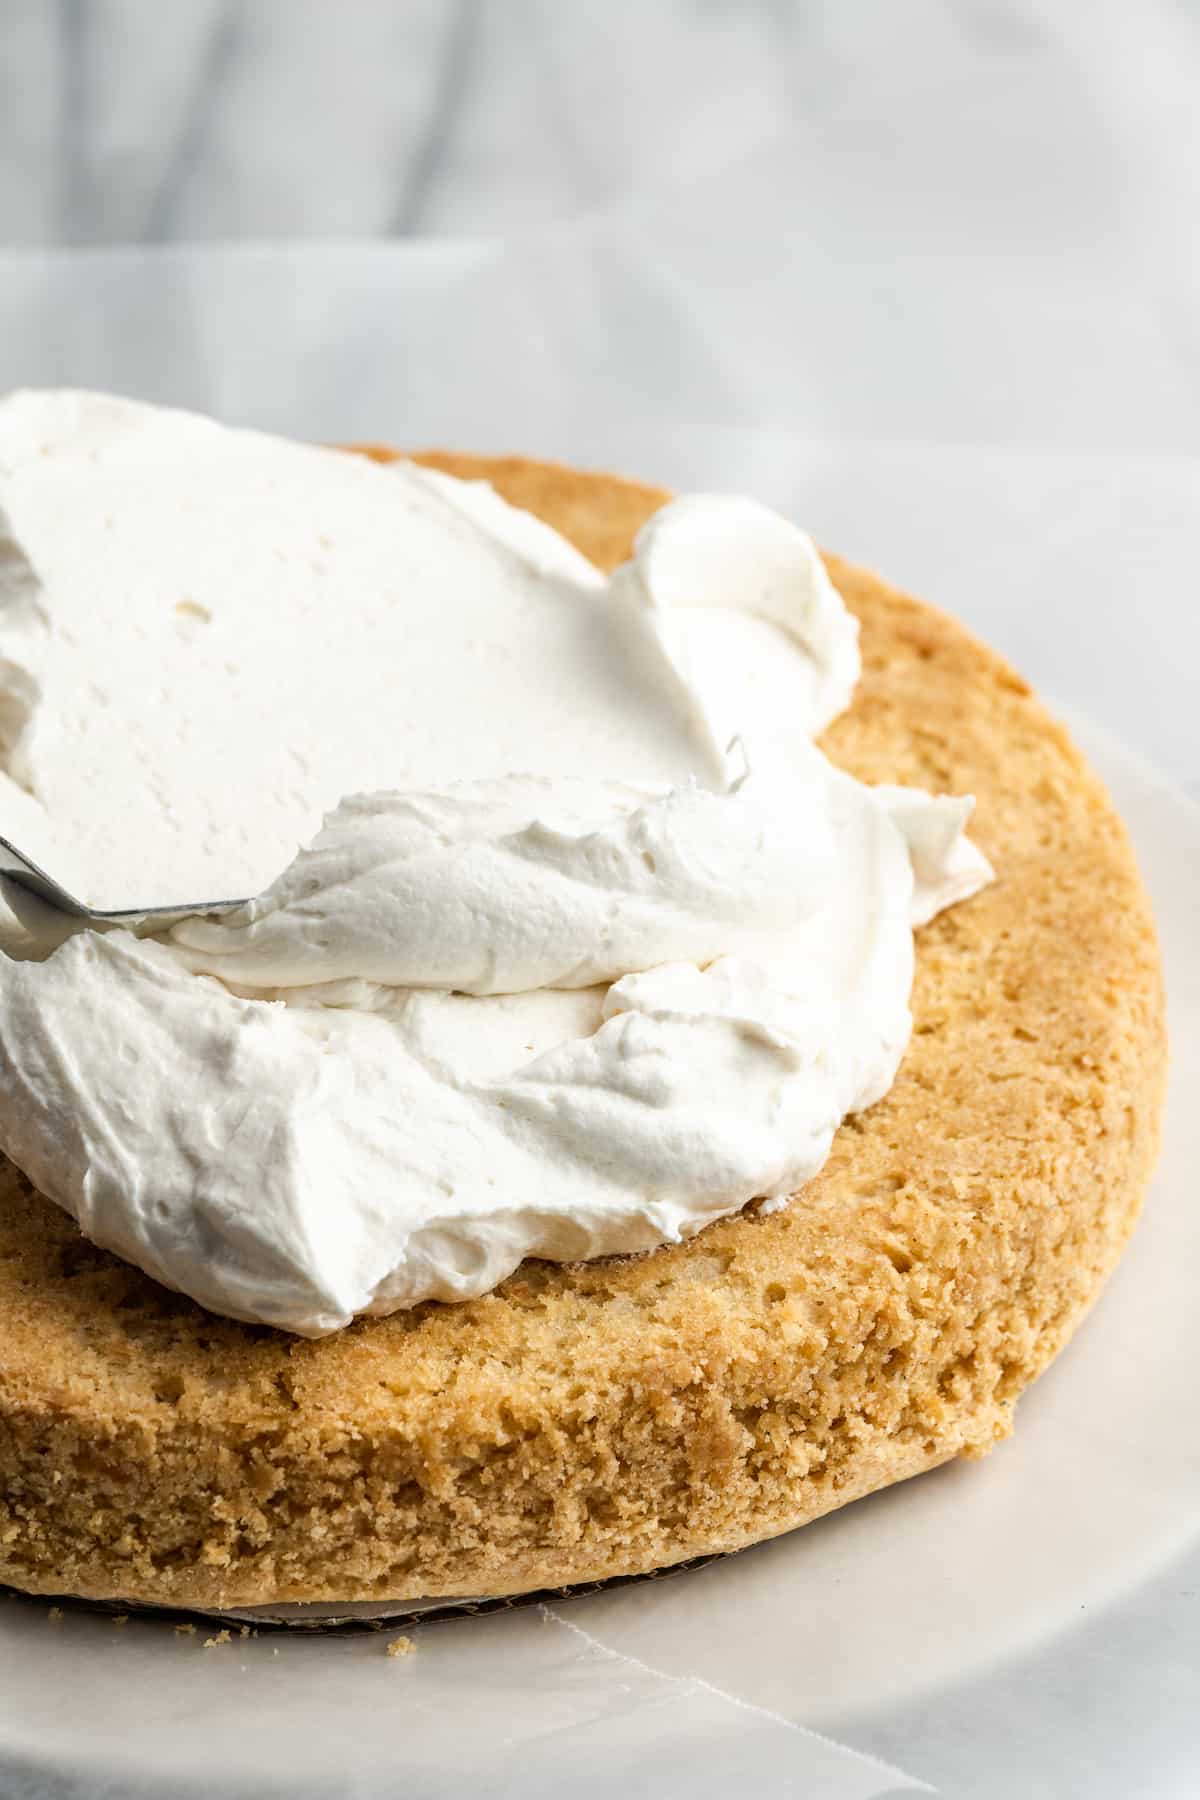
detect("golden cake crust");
top-left (0, 453), bottom-right (1166, 1608)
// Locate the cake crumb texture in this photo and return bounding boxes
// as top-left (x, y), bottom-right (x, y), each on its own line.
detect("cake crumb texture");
top-left (0, 452), bottom-right (1165, 1609)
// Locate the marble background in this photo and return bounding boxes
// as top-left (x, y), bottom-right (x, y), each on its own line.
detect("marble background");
top-left (5, 0), bottom-right (1200, 457)
top-left (8, 0), bottom-right (1125, 245)
top-left (2, 3), bottom-right (1199, 256)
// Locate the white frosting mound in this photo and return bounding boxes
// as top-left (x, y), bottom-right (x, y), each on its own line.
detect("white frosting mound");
top-left (0, 392), bottom-right (991, 1335)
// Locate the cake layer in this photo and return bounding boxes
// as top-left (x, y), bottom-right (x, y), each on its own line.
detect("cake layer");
top-left (0, 453), bottom-right (1165, 1608)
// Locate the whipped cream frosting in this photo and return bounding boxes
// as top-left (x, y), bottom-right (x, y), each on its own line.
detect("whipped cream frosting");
top-left (0, 391), bottom-right (992, 1335)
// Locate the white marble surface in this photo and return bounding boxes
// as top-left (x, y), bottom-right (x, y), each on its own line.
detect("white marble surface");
top-left (7, 0), bottom-right (1005, 243)
top-left (2, 1), bottom-right (1199, 249)
top-left (4, 0), bottom-right (1200, 460)
top-left (5, 0), bottom-right (780, 242)
top-left (3, 0), bottom-right (1200, 443)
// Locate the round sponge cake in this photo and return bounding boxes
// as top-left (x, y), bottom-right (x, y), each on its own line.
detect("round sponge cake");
top-left (0, 453), bottom-right (1165, 1609)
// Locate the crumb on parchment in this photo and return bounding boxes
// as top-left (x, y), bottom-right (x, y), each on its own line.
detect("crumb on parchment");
top-left (203, 1629), bottom-right (232, 1649)
top-left (174, 1622), bottom-right (197, 1635)
top-left (386, 1635), bottom-right (414, 1658)
top-left (47, 1606), bottom-right (63, 1620)
top-left (113, 1614), bottom-right (128, 1626)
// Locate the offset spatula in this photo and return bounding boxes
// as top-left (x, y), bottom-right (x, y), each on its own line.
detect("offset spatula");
top-left (0, 835), bottom-right (247, 933)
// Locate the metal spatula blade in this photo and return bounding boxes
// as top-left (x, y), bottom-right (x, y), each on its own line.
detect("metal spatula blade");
top-left (0, 835), bottom-right (247, 933)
